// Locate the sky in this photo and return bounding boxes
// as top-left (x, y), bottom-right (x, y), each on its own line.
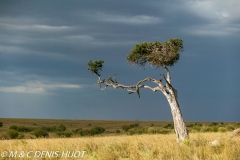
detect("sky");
top-left (0, 0), bottom-right (239, 122)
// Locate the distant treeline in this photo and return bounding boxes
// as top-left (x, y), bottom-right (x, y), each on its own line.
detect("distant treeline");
top-left (0, 121), bottom-right (239, 139)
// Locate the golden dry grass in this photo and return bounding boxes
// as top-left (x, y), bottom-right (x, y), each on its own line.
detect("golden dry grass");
top-left (1, 132), bottom-right (240, 160)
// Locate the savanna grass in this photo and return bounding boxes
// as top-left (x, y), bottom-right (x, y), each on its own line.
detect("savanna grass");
top-left (0, 132), bottom-right (239, 160)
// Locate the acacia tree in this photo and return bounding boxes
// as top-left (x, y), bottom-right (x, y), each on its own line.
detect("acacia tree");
top-left (88, 38), bottom-right (189, 142)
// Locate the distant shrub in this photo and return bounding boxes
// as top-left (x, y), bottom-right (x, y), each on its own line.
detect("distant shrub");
top-left (157, 127), bottom-right (170, 134)
top-left (72, 128), bottom-right (83, 134)
top-left (9, 125), bottom-right (33, 132)
top-left (128, 127), bottom-right (147, 135)
top-left (7, 129), bottom-right (19, 139)
top-left (90, 126), bottom-right (105, 135)
top-left (210, 126), bottom-right (218, 132)
top-left (9, 125), bottom-right (18, 130)
top-left (148, 127), bottom-right (158, 134)
top-left (192, 125), bottom-right (201, 132)
top-left (194, 123), bottom-right (202, 126)
top-left (116, 130), bottom-right (121, 133)
top-left (200, 126), bottom-right (210, 132)
top-left (225, 125), bottom-right (234, 131)
top-left (218, 127), bottom-right (227, 132)
top-left (164, 123), bottom-right (174, 129)
top-left (56, 131), bottom-right (73, 137)
top-left (56, 125), bottom-right (66, 132)
top-left (80, 129), bottom-right (92, 136)
top-left (122, 123), bottom-right (139, 132)
top-left (209, 122), bottom-right (218, 127)
top-left (40, 126), bottom-right (55, 132)
top-left (32, 129), bottom-right (49, 138)
top-left (0, 122), bottom-right (3, 127)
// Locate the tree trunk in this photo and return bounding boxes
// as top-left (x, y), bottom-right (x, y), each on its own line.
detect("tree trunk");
top-left (166, 96), bottom-right (189, 142)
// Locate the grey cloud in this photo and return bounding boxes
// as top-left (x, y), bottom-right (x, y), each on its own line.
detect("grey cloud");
top-left (0, 0), bottom-right (239, 121)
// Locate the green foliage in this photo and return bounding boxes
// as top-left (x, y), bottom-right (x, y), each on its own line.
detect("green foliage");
top-left (73, 127), bottom-right (105, 136)
top-left (7, 129), bottom-right (19, 139)
top-left (56, 124), bottom-right (66, 132)
top-left (164, 123), bottom-right (174, 129)
top-left (88, 60), bottom-right (104, 76)
top-left (218, 127), bottom-right (227, 132)
top-left (157, 127), bottom-right (171, 134)
top-left (200, 126), bottom-right (210, 132)
top-left (90, 126), bottom-right (105, 135)
top-left (122, 123), bottom-right (139, 132)
top-left (56, 131), bottom-right (73, 137)
top-left (116, 130), bottom-right (121, 133)
top-left (127, 127), bottom-right (171, 135)
top-left (128, 127), bottom-right (147, 135)
top-left (9, 125), bottom-right (33, 132)
top-left (0, 122), bottom-right (3, 127)
top-left (210, 126), bottom-right (218, 132)
top-left (225, 125), bottom-right (235, 131)
top-left (32, 129), bottom-right (49, 138)
top-left (209, 122), bottom-right (218, 126)
top-left (192, 125), bottom-right (201, 132)
top-left (40, 126), bottom-right (55, 132)
top-left (127, 38), bottom-right (183, 67)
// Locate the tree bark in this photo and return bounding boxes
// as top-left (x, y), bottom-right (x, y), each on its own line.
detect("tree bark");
top-left (166, 94), bottom-right (189, 142)
top-left (93, 66), bottom-right (189, 142)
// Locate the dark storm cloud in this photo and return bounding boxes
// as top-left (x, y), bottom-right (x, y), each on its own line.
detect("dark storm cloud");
top-left (0, 0), bottom-right (239, 121)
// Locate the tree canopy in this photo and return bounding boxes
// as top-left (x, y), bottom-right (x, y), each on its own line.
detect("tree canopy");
top-left (87, 60), bottom-right (104, 76)
top-left (127, 38), bottom-right (183, 67)
top-left (87, 38), bottom-right (189, 142)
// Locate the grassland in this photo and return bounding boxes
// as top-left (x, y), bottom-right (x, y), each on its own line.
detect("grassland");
top-left (0, 118), bottom-right (175, 133)
top-left (0, 118), bottom-right (240, 159)
top-left (1, 132), bottom-right (240, 160)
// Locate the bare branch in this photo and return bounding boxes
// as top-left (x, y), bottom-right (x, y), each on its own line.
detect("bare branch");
top-left (163, 65), bottom-right (171, 84)
top-left (96, 75), bottom-right (165, 98)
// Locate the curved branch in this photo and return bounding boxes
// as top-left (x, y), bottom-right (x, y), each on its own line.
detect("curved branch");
top-left (163, 65), bottom-right (171, 84)
top-left (97, 75), bottom-right (165, 98)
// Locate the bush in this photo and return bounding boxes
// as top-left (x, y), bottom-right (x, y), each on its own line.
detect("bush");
top-left (128, 128), bottom-right (146, 135)
top-left (80, 129), bottom-right (91, 136)
top-left (56, 131), bottom-right (73, 137)
top-left (40, 126), bottom-right (55, 132)
top-left (72, 128), bottom-right (83, 134)
top-left (164, 123), bottom-right (174, 129)
top-left (9, 125), bottom-right (18, 130)
top-left (32, 129), bottom-right (49, 138)
top-left (57, 125), bottom-right (66, 132)
top-left (122, 123), bottom-right (139, 132)
top-left (157, 127), bottom-right (170, 134)
top-left (210, 126), bottom-right (218, 132)
top-left (148, 127), bottom-right (158, 134)
top-left (0, 122), bottom-right (3, 127)
top-left (225, 125), bottom-right (234, 131)
top-left (9, 125), bottom-right (33, 132)
top-left (192, 125), bottom-right (201, 132)
top-left (7, 129), bottom-right (19, 139)
top-left (209, 122), bottom-right (218, 126)
top-left (116, 130), bottom-right (121, 133)
top-left (90, 126), bottom-right (105, 135)
top-left (218, 127), bottom-right (227, 132)
top-left (200, 126), bottom-right (210, 132)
